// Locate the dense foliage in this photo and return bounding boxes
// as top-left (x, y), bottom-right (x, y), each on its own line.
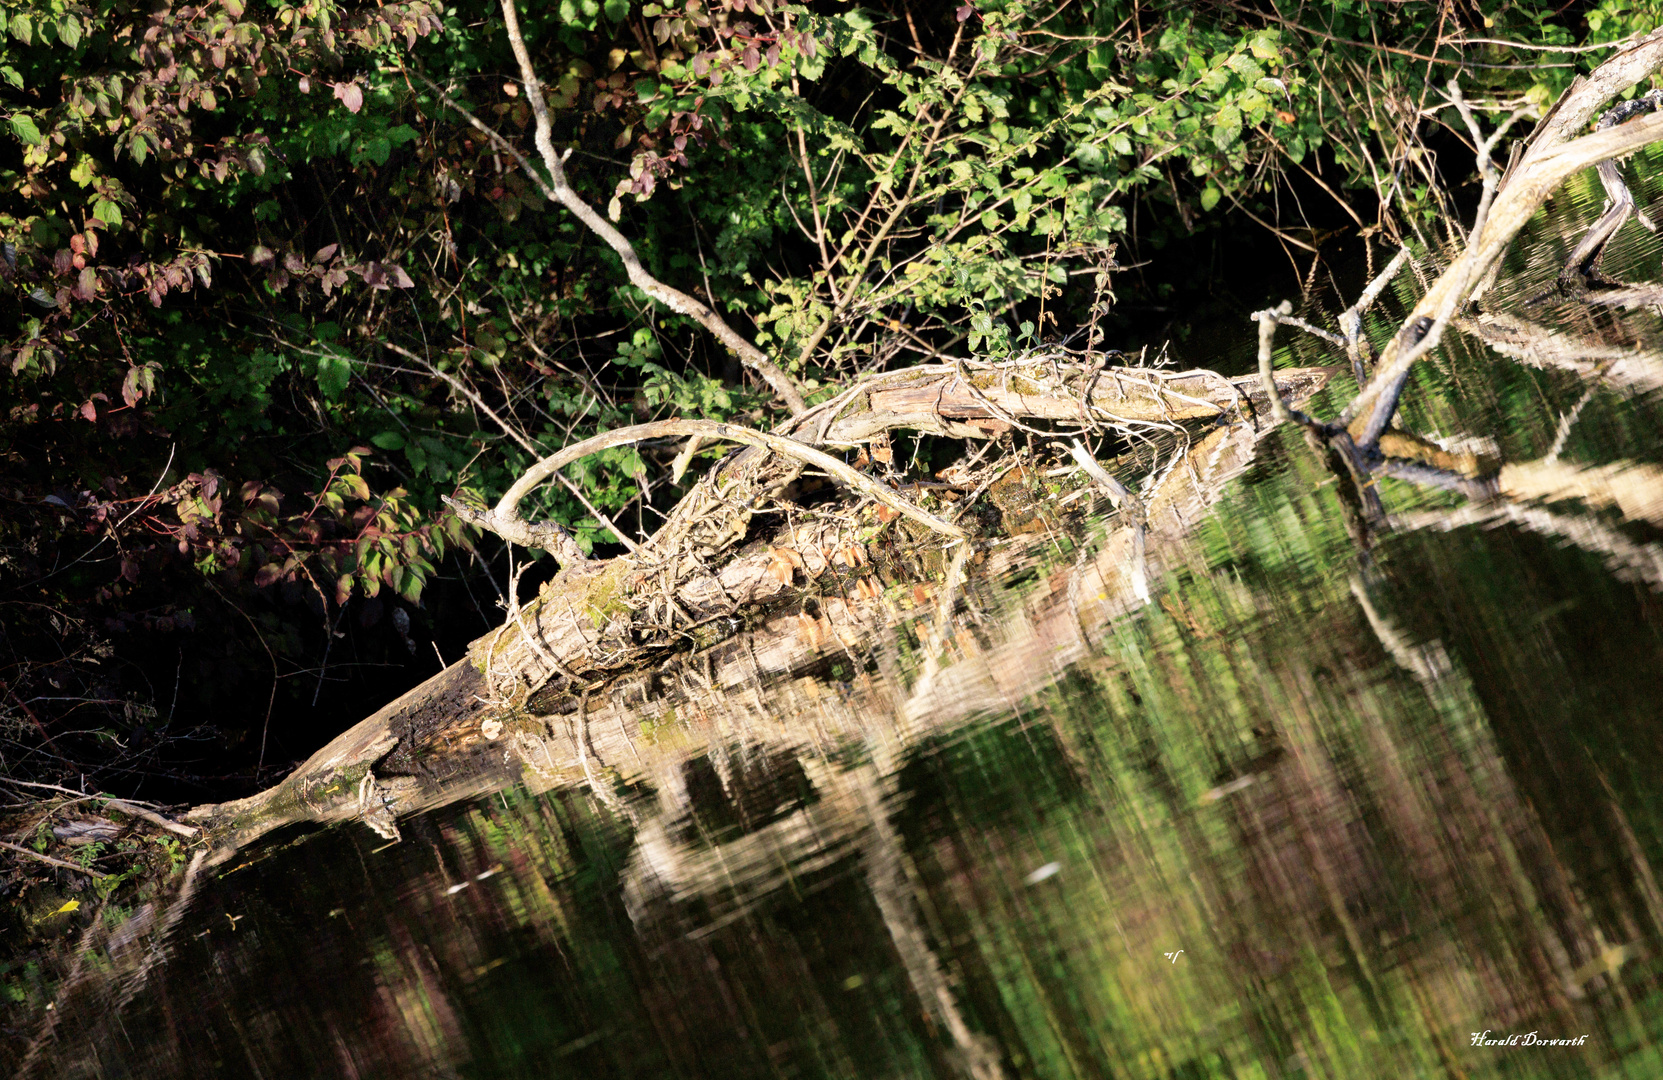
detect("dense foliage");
top-left (3, 0), bottom-right (1660, 789)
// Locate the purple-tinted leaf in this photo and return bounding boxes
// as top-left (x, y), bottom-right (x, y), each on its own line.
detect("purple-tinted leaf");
top-left (333, 81), bottom-right (363, 113)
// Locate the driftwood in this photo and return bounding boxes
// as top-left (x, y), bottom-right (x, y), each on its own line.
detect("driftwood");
top-left (182, 361), bottom-right (1332, 858)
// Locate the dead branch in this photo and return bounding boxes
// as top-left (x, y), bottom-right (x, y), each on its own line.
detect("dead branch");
top-left (1245, 37), bottom-right (1663, 546)
top-left (454, 417), bottom-right (970, 548)
top-left (1341, 33), bottom-right (1663, 435)
top-left (793, 359), bottom-right (1330, 446)
top-left (436, 1), bottom-right (808, 416)
top-left (0, 839), bottom-right (108, 879)
top-left (382, 341), bottom-right (640, 553)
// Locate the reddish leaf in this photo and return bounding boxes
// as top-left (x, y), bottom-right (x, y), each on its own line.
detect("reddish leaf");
top-left (313, 243), bottom-right (339, 263)
top-left (332, 81), bottom-right (364, 114)
top-left (121, 365), bottom-right (143, 406)
top-left (79, 400), bottom-right (98, 422)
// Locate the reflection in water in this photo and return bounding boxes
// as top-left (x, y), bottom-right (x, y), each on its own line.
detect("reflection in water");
top-left (17, 161), bottom-right (1663, 1080)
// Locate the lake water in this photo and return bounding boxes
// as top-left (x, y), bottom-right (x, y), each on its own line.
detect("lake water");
top-left (15, 155), bottom-right (1663, 1080)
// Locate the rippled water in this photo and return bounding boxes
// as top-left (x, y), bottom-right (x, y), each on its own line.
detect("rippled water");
top-left (18, 154), bottom-right (1663, 1079)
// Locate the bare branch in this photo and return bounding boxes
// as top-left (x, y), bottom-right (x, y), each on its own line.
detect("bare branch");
top-left (459, 418), bottom-right (970, 549)
top-left (0, 839), bottom-right (108, 879)
top-left (1341, 93), bottom-right (1663, 437)
top-left (431, 3), bottom-right (808, 415)
top-left (1252, 301), bottom-right (1303, 427)
top-left (381, 341), bottom-right (639, 554)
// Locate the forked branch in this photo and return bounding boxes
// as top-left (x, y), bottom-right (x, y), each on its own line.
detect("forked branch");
top-left (1340, 31), bottom-right (1663, 436)
top-left (459, 0), bottom-right (807, 416)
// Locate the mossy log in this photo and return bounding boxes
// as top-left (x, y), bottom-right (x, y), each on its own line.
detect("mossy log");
top-left (182, 362), bottom-right (1332, 858)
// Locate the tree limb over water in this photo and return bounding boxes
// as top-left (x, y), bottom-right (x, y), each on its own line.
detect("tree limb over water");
top-left (1254, 30), bottom-right (1663, 542)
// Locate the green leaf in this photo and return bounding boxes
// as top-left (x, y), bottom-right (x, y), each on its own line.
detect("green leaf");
top-left (355, 136), bottom-right (391, 165)
top-left (9, 112), bottom-right (42, 146)
top-left (1211, 103), bottom-right (1242, 151)
top-left (8, 14), bottom-right (32, 45)
top-left (1200, 185), bottom-right (1221, 212)
top-left (1249, 30), bottom-right (1282, 61)
top-left (316, 353), bottom-right (353, 398)
top-left (58, 15), bottom-right (82, 49)
top-left (92, 198), bottom-right (122, 227)
top-left (370, 431), bottom-right (406, 450)
top-left (605, 0), bottom-right (630, 22)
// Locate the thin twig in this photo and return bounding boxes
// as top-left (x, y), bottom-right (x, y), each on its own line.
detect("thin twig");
top-left (1253, 301), bottom-right (1299, 426)
top-left (1546, 386), bottom-right (1598, 465)
top-left (0, 839), bottom-right (108, 878)
top-left (1068, 440), bottom-right (1149, 604)
top-left (381, 341), bottom-right (639, 553)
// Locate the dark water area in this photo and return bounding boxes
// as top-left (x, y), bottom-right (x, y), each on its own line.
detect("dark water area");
top-left (16, 154), bottom-right (1663, 1079)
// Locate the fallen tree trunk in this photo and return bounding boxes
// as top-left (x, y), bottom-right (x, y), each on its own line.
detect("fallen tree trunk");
top-left (183, 362), bottom-right (1334, 857)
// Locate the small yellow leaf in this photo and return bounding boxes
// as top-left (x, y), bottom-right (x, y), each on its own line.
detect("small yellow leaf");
top-left (54, 900), bottom-right (80, 915)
